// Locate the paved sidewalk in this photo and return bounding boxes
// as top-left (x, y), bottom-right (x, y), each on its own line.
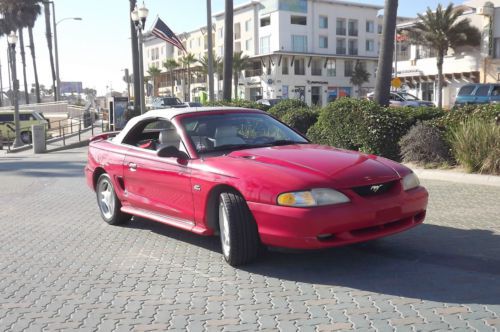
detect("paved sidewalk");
top-left (0, 148), bottom-right (499, 331)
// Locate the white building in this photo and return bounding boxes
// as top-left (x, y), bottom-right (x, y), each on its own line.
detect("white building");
top-left (143, 0), bottom-right (385, 105)
top-left (395, 0), bottom-right (500, 108)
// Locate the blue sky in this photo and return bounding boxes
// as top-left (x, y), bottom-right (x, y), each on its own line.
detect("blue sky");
top-left (0, 0), bottom-right (451, 96)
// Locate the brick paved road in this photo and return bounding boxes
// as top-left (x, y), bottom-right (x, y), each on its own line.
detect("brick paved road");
top-left (0, 148), bottom-right (499, 332)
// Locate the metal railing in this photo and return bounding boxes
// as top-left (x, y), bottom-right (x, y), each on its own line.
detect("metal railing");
top-left (1, 111), bottom-right (104, 152)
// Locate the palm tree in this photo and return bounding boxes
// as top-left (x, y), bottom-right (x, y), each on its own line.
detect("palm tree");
top-left (350, 61), bottom-right (371, 98)
top-left (163, 58), bottom-right (178, 97)
top-left (206, 0), bottom-right (215, 101)
top-left (147, 65), bottom-right (161, 96)
top-left (222, 0), bottom-right (233, 100)
top-left (18, 28), bottom-right (29, 103)
top-left (232, 51), bottom-right (249, 99)
top-left (180, 53), bottom-right (197, 101)
top-left (0, 0), bottom-right (42, 103)
top-left (404, 4), bottom-right (480, 109)
top-left (43, 1), bottom-right (56, 101)
top-left (374, 0), bottom-right (398, 106)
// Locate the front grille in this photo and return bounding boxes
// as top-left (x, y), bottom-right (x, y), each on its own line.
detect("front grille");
top-left (352, 181), bottom-right (396, 197)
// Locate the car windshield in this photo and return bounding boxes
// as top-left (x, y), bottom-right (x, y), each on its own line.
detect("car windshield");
top-left (399, 92), bottom-right (419, 101)
top-left (163, 98), bottom-right (182, 105)
top-left (180, 112), bottom-right (308, 155)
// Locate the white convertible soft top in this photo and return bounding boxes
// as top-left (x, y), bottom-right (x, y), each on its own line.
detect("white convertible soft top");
top-left (113, 106), bottom-right (261, 144)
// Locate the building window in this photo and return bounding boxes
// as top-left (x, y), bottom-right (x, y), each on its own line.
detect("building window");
top-left (294, 58), bottom-right (305, 75)
top-left (366, 20), bottom-right (375, 33)
top-left (344, 60), bottom-right (354, 77)
top-left (235, 41), bottom-right (241, 52)
top-left (348, 39), bottom-right (358, 55)
top-left (260, 17), bottom-right (271, 27)
top-left (366, 39), bottom-right (375, 52)
top-left (234, 23), bottom-right (241, 40)
top-left (282, 57), bottom-right (289, 75)
top-left (378, 24), bottom-right (383, 34)
top-left (311, 86), bottom-right (322, 106)
top-left (494, 38), bottom-right (500, 58)
top-left (218, 28), bottom-right (223, 39)
top-left (260, 35), bottom-right (270, 54)
top-left (245, 19), bottom-right (251, 32)
top-left (311, 59), bottom-right (322, 76)
top-left (246, 38), bottom-right (252, 51)
top-left (319, 16), bottom-right (328, 29)
top-left (336, 18), bottom-right (346, 35)
top-left (292, 35), bottom-right (307, 52)
top-left (348, 20), bottom-right (358, 37)
top-left (291, 15), bottom-right (307, 25)
top-left (336, 38), bottom-right (346, 55)
top-left (319, 36), bottom-right (328, 49)
top-left (326, 59), bottom-right (336, 76)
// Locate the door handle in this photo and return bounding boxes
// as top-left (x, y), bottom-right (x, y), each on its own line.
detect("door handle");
top-left (128, 162), bottom-right (137, 171)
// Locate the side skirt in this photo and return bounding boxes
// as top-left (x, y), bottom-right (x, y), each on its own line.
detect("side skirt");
top-left (120, 206), bottom-right (211, 235)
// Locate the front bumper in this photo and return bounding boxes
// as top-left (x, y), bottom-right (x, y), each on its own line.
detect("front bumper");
top-left (248, 186), bottom-right (428, 249)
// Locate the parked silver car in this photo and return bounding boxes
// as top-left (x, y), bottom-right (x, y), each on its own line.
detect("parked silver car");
top-left (367, 92), bottom-right (435, 107)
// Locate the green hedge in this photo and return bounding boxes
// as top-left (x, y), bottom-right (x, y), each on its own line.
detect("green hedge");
top-left (307, 98), bottom-right (412, 160)
top-left (268, 99), bottom-right (308, 118)
top-left (203, 99), bottom-right (268, 111)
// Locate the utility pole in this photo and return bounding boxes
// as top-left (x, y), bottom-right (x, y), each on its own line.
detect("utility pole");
top-left (129, 0), bottom-right (141, 114)
top-left (206, 0), bottom-right (214, 102)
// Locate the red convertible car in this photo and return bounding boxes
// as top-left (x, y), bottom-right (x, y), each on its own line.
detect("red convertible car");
top-left (86, 107), bottom-right (428, 266)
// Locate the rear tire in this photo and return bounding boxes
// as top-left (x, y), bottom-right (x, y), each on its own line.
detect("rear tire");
top-left (96, 173), bottom-right (130, 225)
top-left (218, 192), bottom-right (260, 266)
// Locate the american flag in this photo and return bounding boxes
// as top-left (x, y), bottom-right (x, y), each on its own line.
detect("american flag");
top-left (152, 18), bottom-right (187, 53)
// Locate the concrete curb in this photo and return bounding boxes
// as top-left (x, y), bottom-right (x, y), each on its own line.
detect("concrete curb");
top-left (408, 166), bottom-right (500, 187)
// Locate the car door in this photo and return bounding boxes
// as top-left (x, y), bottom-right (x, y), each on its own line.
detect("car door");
top-left (122, 118), bottom-right (195, 222)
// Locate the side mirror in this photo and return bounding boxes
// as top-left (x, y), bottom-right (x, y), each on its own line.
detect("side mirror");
top-left (157, 146), bottom-right (189, 160)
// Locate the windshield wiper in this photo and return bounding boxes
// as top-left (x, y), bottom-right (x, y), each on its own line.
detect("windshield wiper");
top-left (267, 140), bottom-right (309, 146)
top-left (210, 144), bottom-right (256, 152)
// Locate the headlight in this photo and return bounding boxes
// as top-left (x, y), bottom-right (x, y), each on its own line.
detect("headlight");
top-left (402, 173), bottom-right (420, 191)
top-left (277, 188), bottom-right (350, 207)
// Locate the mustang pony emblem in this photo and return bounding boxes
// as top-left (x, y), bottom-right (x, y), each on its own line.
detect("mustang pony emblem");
top-left (370, 184), bottom-right (384, 193)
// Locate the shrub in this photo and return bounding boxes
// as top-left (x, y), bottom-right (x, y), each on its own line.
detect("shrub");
top-left (279, 107), bottom-right (318, 135)
top-left (307, 98), bottom-right (409, 160)
top-left (394, 106), bottom-right (446, 126)
top-left (268, 99), bottom-right (308, 118)
top-left (203, 99), bottom-right (268, 111)
top-left (431, 103), bottom-right (500, 131)
top-left (399, 122), bottom-right (452, 165)
top-left (449, 118), bottom-right (500, 174)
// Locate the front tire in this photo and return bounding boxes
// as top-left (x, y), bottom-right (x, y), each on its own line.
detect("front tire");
top-left (218, 192), bottom-right (260, 266)
top-left (96, 173), bottom-right (130, 225)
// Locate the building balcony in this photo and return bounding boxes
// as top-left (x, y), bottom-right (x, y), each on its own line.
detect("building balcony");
top-left (336, 28), bottom-right (346, 35)
top-left (245, 68), bottom-right (263, 77)
top-left (336, 48), bottom-right (346, 55)
top-left (348, 30), bottom-right (358, 37)
top-left (348, 48), bottom-right (358, 56)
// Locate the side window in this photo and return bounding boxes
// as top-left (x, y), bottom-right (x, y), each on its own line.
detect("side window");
top-left (475, 85), bottom-right (490, 97)
top-left (492, 86), bottom-right (500, 96)
top-left (458, 85), bottom-right (475, 96)
top-left (0, 114), bottom-right (14, 122)
top-left (19, 114), bottom-right (35, 121)
top-left (123, 119), bottom-right (183, 152)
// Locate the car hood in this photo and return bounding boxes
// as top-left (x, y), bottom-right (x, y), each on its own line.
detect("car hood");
top-left (224, 144), bottom-right (402, 188)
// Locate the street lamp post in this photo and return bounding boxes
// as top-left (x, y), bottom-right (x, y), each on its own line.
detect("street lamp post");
top-left (131, 3), bottom-right (149, 114)
top-left (54, 17), bottom-right (82, 101)
top-left (7, 31), bottom-right (23, 148)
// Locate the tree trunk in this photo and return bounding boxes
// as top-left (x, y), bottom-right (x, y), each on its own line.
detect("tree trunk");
top-left (28, 27), bottom-right (41, 103)
top-left (43, 2), bottom-right (57, 101)
top-left (170, 69), bottom-right (175, 97)
top-left (436, 51), bottom-right (444, 109)
top-left (18, 29), bottom-right (30, 104)
top-left (222, 0), bottom-right (234, 100)
top-left (374, 0), bottom-right (398, 106)
top-left (233, 72), bottom-right (238, 99)
top-left (130, 0), bottom-right (141, 112)
top-left (187, 67), bottom-right (191, 102)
